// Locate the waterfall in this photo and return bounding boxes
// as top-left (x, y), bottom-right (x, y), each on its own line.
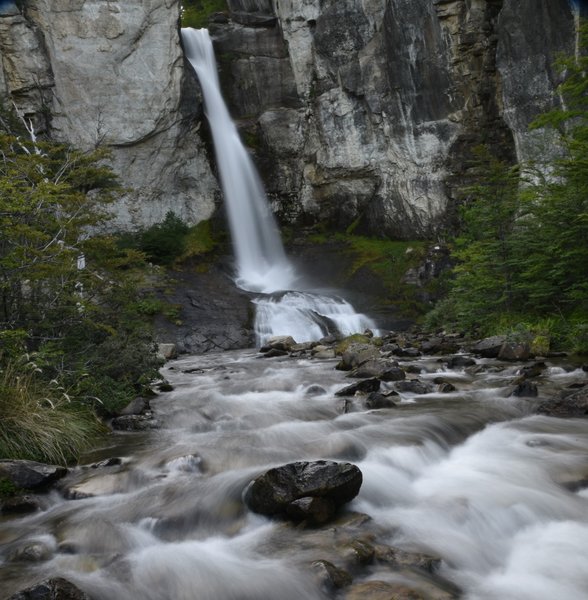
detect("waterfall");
top-left (182, 27), bottom-right (377, 344)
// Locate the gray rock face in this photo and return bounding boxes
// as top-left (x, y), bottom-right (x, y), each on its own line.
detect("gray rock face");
top-left (0, 0), bottom-right (218, 231)
top-left (209, 0), bottom-right (577, 237)
top-left (0, 460), bottom-right (67, 490)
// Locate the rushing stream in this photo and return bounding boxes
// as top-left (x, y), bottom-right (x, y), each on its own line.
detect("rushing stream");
top-left (1, 349), bottom-right (587, 599)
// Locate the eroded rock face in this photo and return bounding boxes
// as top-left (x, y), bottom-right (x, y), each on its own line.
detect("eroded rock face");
top-left (0, 0), bottom-right (218, 230)
top-left (209, 0), bottom-right (577, 238)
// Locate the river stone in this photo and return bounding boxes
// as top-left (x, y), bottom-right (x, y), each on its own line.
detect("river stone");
top-left (537, 386), bottom-right (588, 418)
top-left (0, 460), bottom-right (67, 490)
top-left (260, 335), bottom-right (297, 352)
top-left (365, 392), bottom-right (398, 409)
top-left (0, 495), bottom-right (41, 515)
top-left (286, 496), bottom-right (336, 524)
top-left (311, 559), bottom-right (353, 590)
top-left (447, 355), bottom-right (476, 368)
top-left (335, 378), bottom-right (381, 397)
top-left (8, 541), bottom-right (53, 563)
top-left (509, 381), bottom-right (539, 397)
top-left (471, 336), bottom-right (507, 358)
top-left (348, 359), bottom-right (405, 381)
top-left (7, 577), bottom-right (92, 600)
top-left (337, 343), bottom-right (380, 371)
top-left (244, 460), bottom-right (363, 520)
top-left (395, 380), bottom-right (433, 395)
top-left (344, 581), bottom-right (426, 600)
top-left (498, 342), bottom-right (531, 361)
top-left (118, 396), bottom-right (150, 416)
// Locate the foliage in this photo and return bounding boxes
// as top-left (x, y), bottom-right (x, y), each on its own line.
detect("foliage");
top-left (427, 25), bottom-right (588, 351)
top-left (0, 103), bottom-right (162, 461)
top-left (181, 0), bottom-right (227, 28)
top-left (0, 357), bottom-right (103, 464)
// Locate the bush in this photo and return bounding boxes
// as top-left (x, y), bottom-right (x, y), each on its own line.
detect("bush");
top-left (181, 0), bottom-right (228, 28)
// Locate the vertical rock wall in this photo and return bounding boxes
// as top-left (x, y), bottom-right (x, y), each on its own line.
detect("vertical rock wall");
top-left (208, 0), bottom-right (577, 238)
top-left (0, 0), bottom-right (218, 231)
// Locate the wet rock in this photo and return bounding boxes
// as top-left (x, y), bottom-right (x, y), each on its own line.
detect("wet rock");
top-left (262, 348), bottom-right (288, 358)
top-left (157, 343), bottom-right (177, 360)
top-left (306, 385), bottom-right (327, 396)
top-left (537, 386), bottom-right (588, 418)
top-left (157, 382), bottom-right (175, 392)
top-left (446, 355), bottom-right (476, 368)
top-left (335, 378), bottom-right (381, 397)
top-left (344, 539), bottom-right (376, 565)
top-left (394, 347), bottom-right (422, 358)
top-left (8, 541), bottom-right (53, 563)
top-left (374, 545), bottom-right (441, 573)
top-left (438, 383), bottom-right (456, 393)
top-left (420, 338), bottom-right (459, 355)
top-left (291, 342), bottom-right (314, 352)
top-left (394, 380), bottom-right (433, 395)
top-left (0, 460), bottom-right (67, 490)
top-left (110, 414), bottom-right (158, 431)
top-left (471, 336), bottom-right (507, 358)
top-left (286, 496), bottom-right (336, 524)
top-left (349, 359), bottom-right (405, 381)
top-left (311, 559), bottom-right (353, 591)
top-left (365, 392), bottom-right (398, 409)
top-left (519, 362), bottom-right (547, 379)
top-left (7, 577), bottom-right (92, 600)
top-left (0, 495), bottom-right (41, 515)
top-left (509, 381), bottom-right (539, 397)
top-left (498, 342), bottom-right (531, 361)
top-left (314, 349), bottom-right (336, 359)
top-left (337, 343), bottom-right (381, 371)
top-left (244, 460), bottom-right (362, 522)
top-left (344, 581), bottom-right (426, 600)
top-left (260, 335), bottom-right (297, 352)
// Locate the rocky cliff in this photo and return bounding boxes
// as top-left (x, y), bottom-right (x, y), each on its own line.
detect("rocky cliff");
top-left (0, 0), bottom-right (218, 230)
top-left (211, 0), bottom-right (577, 238)
top-left (0, 0), bottom-right (578, 238)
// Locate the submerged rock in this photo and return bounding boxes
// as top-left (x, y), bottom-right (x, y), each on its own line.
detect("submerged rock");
top-left (244, 460), bottom-right (362, 524)
top-left (7, 577), bottom-right (92, 600)
top-left (311, 559), bottom-right (353, 591)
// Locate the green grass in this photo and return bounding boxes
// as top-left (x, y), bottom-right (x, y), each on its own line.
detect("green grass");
top-left (0, 359), bottom-right (103, 465)
top-left (181, 0), bottom-right (228, 28)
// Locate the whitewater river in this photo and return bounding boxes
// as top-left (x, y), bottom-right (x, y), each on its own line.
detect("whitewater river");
top-left (1, 348), bottom-right (587, 599)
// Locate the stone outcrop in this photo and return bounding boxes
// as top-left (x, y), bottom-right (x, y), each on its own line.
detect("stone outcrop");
top-left (208, 0), bottom-right (578, 238)
top-left (0, 0), bottom-right (218, 231)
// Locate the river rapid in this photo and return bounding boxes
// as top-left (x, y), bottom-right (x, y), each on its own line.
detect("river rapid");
top-left (1, 348), bottom-right (587, 599)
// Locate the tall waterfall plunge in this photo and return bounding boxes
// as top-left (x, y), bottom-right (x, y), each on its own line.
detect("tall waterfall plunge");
top-left (182, 28), bottom-right (376, 344)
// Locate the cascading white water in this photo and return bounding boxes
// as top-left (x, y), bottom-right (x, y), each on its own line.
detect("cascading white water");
top-left (181, 28), bottom-right (294, 294)
top-left (181, 28), bottom-right (377, 344)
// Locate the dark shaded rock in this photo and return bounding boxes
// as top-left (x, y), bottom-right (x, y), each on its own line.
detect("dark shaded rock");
top-left (395, 380), bottom-right (433, 395)
top-left (110, 414), bottom-right (158, 431)
top-left (374, 545), bottom-right (441, 573)
top-left (311, 559), bottom-right (352, 591)
top-left (9, 541), bottom-right (52, 563)
top-left (471, 336), bottom-right (507, 358)
top-left (157, 382), bottom-right (174, 392)
top-left (394, 347), bottom-right (422, 358)
top-left (244, 460), bottom-right (362, 520)
top-left (7, 577), bottom-right (92, 600)
top-left (438, 383), bottom-right (456, 393)
top-left (0, 495), bottom-right (41, 515)
top-left (0, 460), bottom-right (67, 490)
top-left (305, 384), bottom-right (327, 396)
top-left (537, 386), bottom-right (588, 418)
top-left (519, 362), bottom-right (547, 379)
top-left (348, 359), bottom-right (404, 381)
top-left (498, 342), bottom-right (531, 362)
top-left (345, 539), bottom-right (375, 565)
top-left (286, 495), bottom-right (336, 524)
top-left (90, 458), bottom-right (122, 469)
top-left (262, 348), bottom-right (288, 358)
top-left (420, 338), bottom-right (459, 355)
top-left (447, 355), bottom-right (476, 368)
top-left (118, 396), bottom-right (150, 416)
top-left (510, 381), bottom-right (539, 397)
top-left (365, 392), bottom-right (398, 409)
top-left (335, 378), bottom-right (381, 397)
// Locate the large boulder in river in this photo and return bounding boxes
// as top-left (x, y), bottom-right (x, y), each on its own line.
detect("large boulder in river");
top-left (471, 336), bottom-right (507, 358)
top-left (537, 386), bottom-right (588, 418)
top-left (244, 460), bottom-right (362, 524)
top-left (0, 460), bottom-right (67, 490)
top-left (7, 577), bottom-right (92, 600)
top-left (337, 343), bottom-right (380, 371)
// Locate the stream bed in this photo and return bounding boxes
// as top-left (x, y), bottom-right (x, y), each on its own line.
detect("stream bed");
top-left (1, 348), bottom-right (587, 599)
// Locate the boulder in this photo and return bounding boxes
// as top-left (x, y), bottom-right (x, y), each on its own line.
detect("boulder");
top-left (471, 336), bottom-right (507, 358)
top-left (509, 381), bottom-right (539, 397)
top-left (117, 396), bottom-right (150, 416)
top-left (335, 378), bottom-right (381, 397)
top-left (395, 380), bottom-right (433, 395)
top-left (365, 392), bottom-right (398, 409)
top-left (337, 343), bottom-right (380, 371)
top-left (537, 386), bottom-right (588, 418)
top-left (110, 414), bottom-right (158, 431)
top-left (311, 559), bottom-right (352, 591)
top-left (244, 460), bottom-right (362, 522)
top-left (261, 348), bottom-right (288, 358)
top-left (260, 335), bottom-right (297, 352)
top-left (0, 460), bottom-right (67, 490)
top-left (7, 578), bottom-right (92, 600)
top-left (156, 343), bottom-right (177, 360)
top-left (438, 382), bottom-right (457, 393)
top-left (498, 342), bottom-right (531, 361)
top-left (348, 359), bottom-right (405, 381)
top-left (446, 355), bottom-right (476, 368)
top-left (0, 495), bottom-right (41, 515)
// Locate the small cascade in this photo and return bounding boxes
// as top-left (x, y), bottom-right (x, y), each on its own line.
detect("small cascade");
top-left (182, 28), bottom-right (376, 344)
